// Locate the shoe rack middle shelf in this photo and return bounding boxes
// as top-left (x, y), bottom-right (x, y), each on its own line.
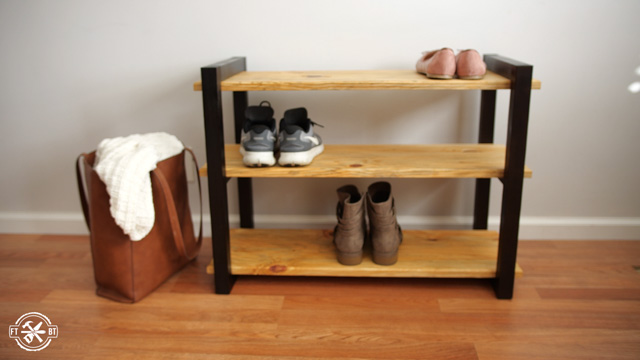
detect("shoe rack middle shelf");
top-left (200, 144), bottom-right (532, 179)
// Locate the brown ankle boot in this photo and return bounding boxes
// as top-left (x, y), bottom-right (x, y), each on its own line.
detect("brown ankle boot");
top-left (333, 185), bottom-right (367, 265)
top-left (366, 182), bottom-right (402, 265)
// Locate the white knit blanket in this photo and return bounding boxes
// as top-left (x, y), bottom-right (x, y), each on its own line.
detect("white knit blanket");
top-left (94, 133), bottom-right (184, 241)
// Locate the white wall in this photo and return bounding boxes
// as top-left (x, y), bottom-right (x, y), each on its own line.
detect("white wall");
top-left (1, 0), bottom-right (639, 239)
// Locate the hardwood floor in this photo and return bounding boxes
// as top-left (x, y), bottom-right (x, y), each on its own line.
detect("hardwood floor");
top-left (1, 234), bottom-right (639, 359)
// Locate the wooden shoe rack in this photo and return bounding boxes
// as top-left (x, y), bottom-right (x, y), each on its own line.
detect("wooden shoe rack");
top-left (194, 56), bottom-right (540, 299)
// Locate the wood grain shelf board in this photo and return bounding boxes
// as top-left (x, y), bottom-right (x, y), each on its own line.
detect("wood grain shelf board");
top-left (199, 144), bottom-right (533, 179)
top-left (193, 70), bottom-right (541, 91)
top-left (205, 229), bottom-right (523, 278)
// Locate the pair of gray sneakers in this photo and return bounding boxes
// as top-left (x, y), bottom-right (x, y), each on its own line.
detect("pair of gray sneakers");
top-left (240, 101), bottom-right (324, 167)
top-left (333, 182), bottom-right (403, 266)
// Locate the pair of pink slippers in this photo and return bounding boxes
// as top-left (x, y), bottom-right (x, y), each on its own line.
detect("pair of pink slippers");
top-left (416, 48), bottom-right (486, 80)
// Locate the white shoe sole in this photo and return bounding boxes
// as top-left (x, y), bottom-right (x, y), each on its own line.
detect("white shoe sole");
top-left (240, 147), bottom-right (276, 167)
top-left (278, 144), bottom-right (324, 166)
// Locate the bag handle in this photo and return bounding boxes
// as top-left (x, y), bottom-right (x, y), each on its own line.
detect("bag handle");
top-left (186, 148), bottom-right (204, 248)
top-left (185, 148), bottom-right (203, 255)
top-left (151, 148), bottom-right (203, 261)
top-left (76, 154), bottom-right (91, 229)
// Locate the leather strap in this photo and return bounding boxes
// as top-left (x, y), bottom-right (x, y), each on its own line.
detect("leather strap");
top-left (185, 148), bottom-right (203, 252)
top-left (76, 154), bottom-right (91, 229)
top-left (151, 148), bottom-right (203, 261)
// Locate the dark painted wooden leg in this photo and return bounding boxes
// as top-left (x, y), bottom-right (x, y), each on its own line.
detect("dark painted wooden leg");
top-left (201, 57), bottom-right (246, 294)
top-left (233, 91), bottom-right (255, 229)
top-left (484, 55), bottom-right (532, 299)
top-left (473, 90), bottom-right (497, 230)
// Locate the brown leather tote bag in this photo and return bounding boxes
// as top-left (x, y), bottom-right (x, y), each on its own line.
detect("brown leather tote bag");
top-left (76, 148), bottom-right (202, 303)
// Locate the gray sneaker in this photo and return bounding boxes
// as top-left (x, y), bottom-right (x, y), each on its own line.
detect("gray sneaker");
top-left (278, 107), bottom-right (324, 166)
top-left (240, 101), bottom-right (277, 167)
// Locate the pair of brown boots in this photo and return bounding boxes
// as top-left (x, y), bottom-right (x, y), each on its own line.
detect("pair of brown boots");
top-left (333, 182), bottom-right (403, 266)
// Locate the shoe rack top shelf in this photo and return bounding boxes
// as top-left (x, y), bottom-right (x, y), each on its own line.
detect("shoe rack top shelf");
top-left (193, 70), bottom-right (541, 92)
top-left (199, 144), bottom-right (533, 179)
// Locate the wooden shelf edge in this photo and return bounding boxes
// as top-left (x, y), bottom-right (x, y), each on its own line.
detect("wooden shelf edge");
top-left (205, 229), bottom-right (523, 279)
top-left (199, 144), bottom-right (533, 179)
top-left (193, 70), bottom-right (541, 92)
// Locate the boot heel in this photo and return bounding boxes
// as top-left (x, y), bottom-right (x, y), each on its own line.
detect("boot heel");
top-left (372, 251), bottom-right (398, 266)
top-left (337, 250), bottom-right (363, 266)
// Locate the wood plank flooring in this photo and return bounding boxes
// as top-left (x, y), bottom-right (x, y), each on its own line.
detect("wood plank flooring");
top-left (1, 234), bottom-right (639, 359)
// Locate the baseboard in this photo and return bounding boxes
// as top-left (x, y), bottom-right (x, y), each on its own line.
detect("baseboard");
top-left (0, 212), bottom-right (89, 235)
top-left (1, 212), bottom-right (639, 240)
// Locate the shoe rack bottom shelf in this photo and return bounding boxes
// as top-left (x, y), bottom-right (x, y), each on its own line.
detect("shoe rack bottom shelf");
top-left (206, 229), bottom-right (523, 279)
